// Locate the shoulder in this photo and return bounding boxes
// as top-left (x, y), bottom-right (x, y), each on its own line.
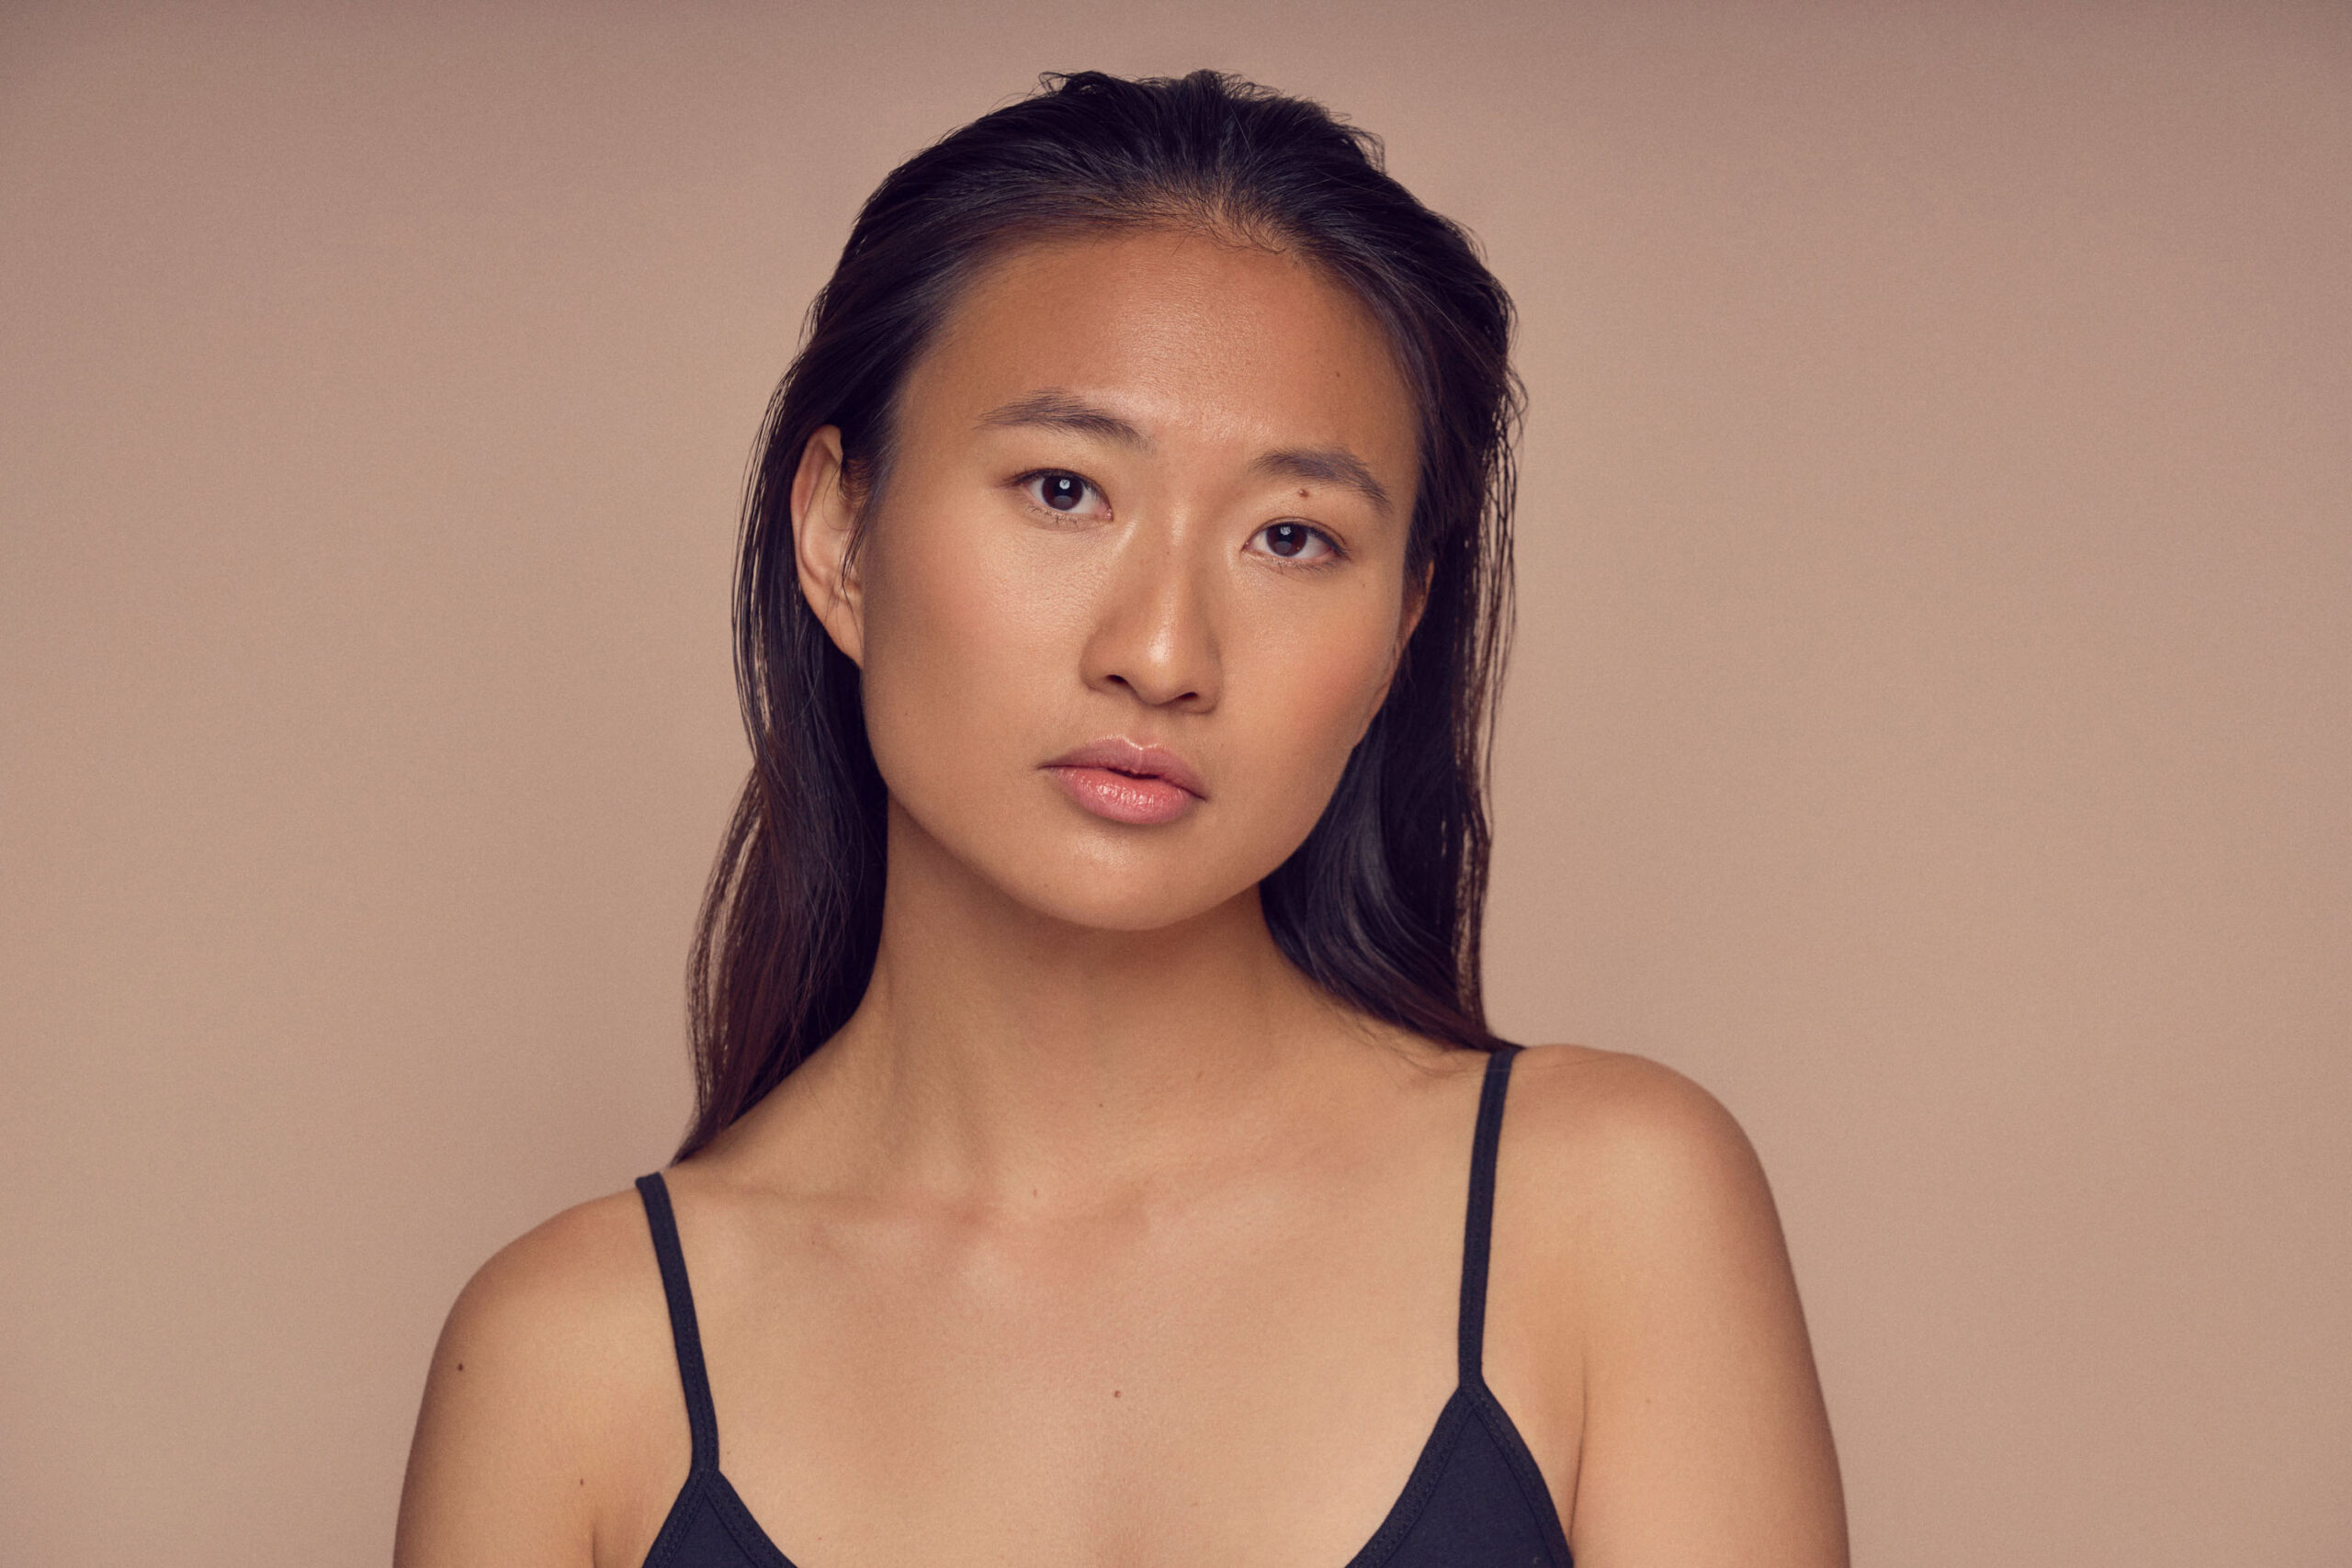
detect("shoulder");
top-left (1496, 1044), bottom-right (1789, 1301)
top-left (433, 1187), bottom-right (672, 1399)
top-left (1501, 1043), bottom-right (1766, 1198)
top-left (1494, 1047), bottom-right (1848, 1561)
top-left (395, 1186), bottom-right (681, 1566)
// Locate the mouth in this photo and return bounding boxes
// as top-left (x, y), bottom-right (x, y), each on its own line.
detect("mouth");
top-left (1042, 739), bottom-right (1207, 827)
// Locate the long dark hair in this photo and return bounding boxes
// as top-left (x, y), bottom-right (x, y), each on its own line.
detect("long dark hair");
top-left (680, 69), bottom-right (1521, 1157)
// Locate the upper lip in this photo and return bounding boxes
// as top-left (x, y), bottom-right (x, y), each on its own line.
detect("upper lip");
top-left (1044, 739), bottom-right (1208, 799)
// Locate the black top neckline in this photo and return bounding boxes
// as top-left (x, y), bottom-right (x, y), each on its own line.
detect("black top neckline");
top-left (632, 1043), bottom-right (1572, 1568)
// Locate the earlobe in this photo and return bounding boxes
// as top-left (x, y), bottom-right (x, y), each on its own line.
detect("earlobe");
top-left (790, 425), bottom-right (865, 667)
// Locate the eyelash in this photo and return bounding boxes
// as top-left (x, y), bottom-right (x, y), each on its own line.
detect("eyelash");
top-left (1251, 520), bottom-right (1346, 566)
top-left (1015, 469), bottom-right (1110, 518)
top-left (1013, 469), bottom-right (1348, 567)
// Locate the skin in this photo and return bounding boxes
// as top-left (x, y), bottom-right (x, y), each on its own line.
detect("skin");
top-left (395, 228), bottom-right (1848, 1568)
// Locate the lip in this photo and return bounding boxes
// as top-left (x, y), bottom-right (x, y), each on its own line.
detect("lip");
top-left (1042, 739), bottom-right (1207, 827)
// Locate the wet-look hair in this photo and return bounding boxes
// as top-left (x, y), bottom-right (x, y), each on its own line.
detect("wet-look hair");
top-left (682, 69), bottom-right (1521, 1156)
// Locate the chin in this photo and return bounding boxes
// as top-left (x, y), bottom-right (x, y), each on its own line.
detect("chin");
top-left (990, 849), bottom-right (1258, 935)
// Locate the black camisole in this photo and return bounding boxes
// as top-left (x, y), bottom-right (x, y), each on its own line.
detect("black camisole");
top-left (632, 1043), bottom-right (1572, 1567)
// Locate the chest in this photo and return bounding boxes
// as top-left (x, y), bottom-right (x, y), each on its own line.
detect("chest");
top-left (697, 1194), bottom-right (1465, 1565)
top-left (598, 1057), bottom-right (1584, 1568)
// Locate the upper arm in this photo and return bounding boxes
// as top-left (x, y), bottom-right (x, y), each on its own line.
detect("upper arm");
top-left (394, 1195), bottom-right (670, 1568)
top-left (1522, 1051), bottom-right (1848, 1567)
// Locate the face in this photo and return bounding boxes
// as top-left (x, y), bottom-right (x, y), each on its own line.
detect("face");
top-left (793, 228), bottom-right (1422, 931)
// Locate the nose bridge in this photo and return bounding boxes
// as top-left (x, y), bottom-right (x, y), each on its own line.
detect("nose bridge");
top-left (1084, 511), bottom-right (1220, 709)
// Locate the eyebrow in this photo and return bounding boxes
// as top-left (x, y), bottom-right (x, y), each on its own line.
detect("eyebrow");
top-left (1250, 447), bottom-right (1393, 515)
top-left (977, 390), bottom-right (1148, 446)
top-left (978, 388), bottom-right (1394, 514)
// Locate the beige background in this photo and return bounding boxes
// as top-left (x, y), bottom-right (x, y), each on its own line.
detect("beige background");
top-left (3, 2), bottom-right (2346, 1563)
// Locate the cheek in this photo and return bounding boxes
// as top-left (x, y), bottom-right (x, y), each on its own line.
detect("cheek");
top-left (1228, 596), bottom-right (1403, 839)
top-left (853, 511), bottom-right (1085, 812)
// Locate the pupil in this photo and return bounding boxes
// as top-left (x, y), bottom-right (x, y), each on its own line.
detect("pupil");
top-left (1045, 475), bottom-right (1080, 511)
top-left (1269, 524), bottom-right (1305, 557)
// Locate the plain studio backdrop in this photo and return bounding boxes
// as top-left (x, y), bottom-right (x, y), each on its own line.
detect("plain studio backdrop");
top-left (2, 3), bottom-right (2346, 1563)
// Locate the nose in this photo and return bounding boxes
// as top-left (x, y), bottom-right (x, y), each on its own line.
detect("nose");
top-left (1080, 526), bottom-right (1221, 711)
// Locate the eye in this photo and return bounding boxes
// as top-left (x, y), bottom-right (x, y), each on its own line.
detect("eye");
top-left (1249, 521), bottom-right (1340, 563)
top-left (1019, 470), bottom-right (1110, 519)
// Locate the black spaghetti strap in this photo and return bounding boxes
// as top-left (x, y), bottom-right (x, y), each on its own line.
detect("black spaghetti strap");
top-left (1456, 1044), bottom-right (1520, 1383)
top-left (635, 1172), bottom-right (719, 1473)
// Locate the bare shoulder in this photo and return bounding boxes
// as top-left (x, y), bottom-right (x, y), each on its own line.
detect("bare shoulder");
top-left (1494, 1044), bottom-right (1804, 1348)
top-left (1499, 1046), bottom-right (1848, 1564)
top-left (429, 1189), bottom-right (672, 1403)
top-left (395, 1187), bottom-right (679, 1568)
top-left (1501, 1043), bottom-right (1772, 1224)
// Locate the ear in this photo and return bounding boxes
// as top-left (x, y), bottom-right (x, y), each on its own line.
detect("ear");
top-left (1398, 558), bottom-right (1431, 654)
top-left (1358, 560), bottom-right (1434, 742)
top-left (790, 425), bottom-right (865, 667)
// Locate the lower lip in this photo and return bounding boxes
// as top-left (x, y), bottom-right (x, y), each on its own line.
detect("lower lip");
top-left (1046, 766), bottom-right (1201, 826)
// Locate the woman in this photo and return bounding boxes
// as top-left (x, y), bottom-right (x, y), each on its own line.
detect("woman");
top-left (395, 70), bottom-right (1847, 1568)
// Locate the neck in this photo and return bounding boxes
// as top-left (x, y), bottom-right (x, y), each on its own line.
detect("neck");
top-left (779, 799), bottom-right (1379, 1202)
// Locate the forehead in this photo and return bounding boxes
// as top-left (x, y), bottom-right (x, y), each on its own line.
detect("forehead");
top-left (904, 227), bottom-right (1418, 469)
